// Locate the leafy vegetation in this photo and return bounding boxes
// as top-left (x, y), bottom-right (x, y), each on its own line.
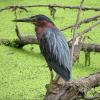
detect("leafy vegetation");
top-left (0, 0), bottom-right (100, 99)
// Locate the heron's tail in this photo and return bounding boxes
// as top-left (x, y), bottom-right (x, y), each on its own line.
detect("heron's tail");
top-left (61, 67), bottom-right (70, 81)
top-left (52, 64), bottom-right (71, 81)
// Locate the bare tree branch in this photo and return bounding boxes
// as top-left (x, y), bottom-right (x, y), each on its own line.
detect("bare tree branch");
top-left (71, 0), bottom-right (84, 65)
top-left (0, 4), bottom-right (100, 12)
top-left (78, 20), bottom-right (100, 36)
top-left (15, 24), bottom-right (22, 40)
top-left (0, 6), bottom-right (28, 12)
top-left (61, 14), bottom-right (100, 31)
top-left (69, 20), bottom-right (100, 42)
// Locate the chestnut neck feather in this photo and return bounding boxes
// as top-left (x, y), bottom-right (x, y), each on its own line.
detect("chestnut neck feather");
top-left (35, 21), bottom-right (54, 41)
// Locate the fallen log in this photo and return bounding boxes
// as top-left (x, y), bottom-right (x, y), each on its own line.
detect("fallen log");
top-left (0, 35), bottom-right (38, 47)
top-left (44, 72), bottom-right (100, 100)
top-left (0, 36), bottom-right (100, 53)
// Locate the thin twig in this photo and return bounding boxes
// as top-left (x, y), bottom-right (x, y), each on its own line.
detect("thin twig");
top-left (61, 14), bottom-right (100, 31)
top-left (78, 21), bottom-right (100, 36)
top-left (71, 0), bottom-right (84, 65)
top-left (0, 4), bottom-right (100, 12)
top-left (0, 6), bottom-right (28, 12)
top-left (15, 24), bottom-right (22, 40)
top-left (13, 10), bottom-right (22, 40)
top-left (69, 20), bottom-right (100, 42)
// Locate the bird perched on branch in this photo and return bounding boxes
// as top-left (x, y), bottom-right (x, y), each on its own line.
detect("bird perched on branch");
top-left (13, 14), bottom-right (71, 82)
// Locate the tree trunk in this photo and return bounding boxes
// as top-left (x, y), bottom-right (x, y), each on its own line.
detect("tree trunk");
top-left (44, 72), bottom-right (100, 100)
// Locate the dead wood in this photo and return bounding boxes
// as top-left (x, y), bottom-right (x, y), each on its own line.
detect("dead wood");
top-left (44, 72), bottom-right (100, 100)
top-left (0, 36), bottom-right (100, 53)
top-left (0, 4), bottom-right (100, 12)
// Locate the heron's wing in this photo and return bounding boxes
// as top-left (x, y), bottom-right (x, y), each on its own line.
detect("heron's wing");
top-left (40, 28), bottom-right (71, 71)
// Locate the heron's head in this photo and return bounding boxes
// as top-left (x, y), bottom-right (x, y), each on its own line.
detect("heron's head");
top-left (13, 14), bottom-right (54, 27)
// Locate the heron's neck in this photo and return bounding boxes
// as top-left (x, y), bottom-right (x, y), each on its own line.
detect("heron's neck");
top-left (35, 22), bottom-right (54, 32)
top-left (35, 22), bottom-right (54, 41)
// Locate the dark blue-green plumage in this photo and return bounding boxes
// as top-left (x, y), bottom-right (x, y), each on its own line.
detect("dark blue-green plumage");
top-left (14, 14), bottom-right (71, 81)
top-left (40, 28), bottom-right (71, 81)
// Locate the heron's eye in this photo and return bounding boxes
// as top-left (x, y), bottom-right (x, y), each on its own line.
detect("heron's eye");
top-left (32, 18), bottom-right (37, 22)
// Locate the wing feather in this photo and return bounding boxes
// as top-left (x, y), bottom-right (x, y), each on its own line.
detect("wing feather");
top-left (40, 28), bottom-right (71, 72)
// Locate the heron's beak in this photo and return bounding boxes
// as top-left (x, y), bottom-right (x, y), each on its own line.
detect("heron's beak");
top-left (13, 17), bottom-right (37, 24)
top-left (13, 17), bottom-right (32, 22)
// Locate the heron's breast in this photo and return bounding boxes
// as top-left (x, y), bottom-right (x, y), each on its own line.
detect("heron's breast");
top-left (35, 27), bottom-right (45, 41)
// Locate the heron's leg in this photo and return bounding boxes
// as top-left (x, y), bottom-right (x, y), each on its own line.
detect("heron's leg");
top-left (48, 67), bottom-right (54, 83)
top-left (46, 67), bottom-right (53, 91)
top-left (50, 69), bottom-right (54, 83)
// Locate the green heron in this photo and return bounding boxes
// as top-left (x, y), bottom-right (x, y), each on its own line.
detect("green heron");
top-left (13, 14), bottom-right (71, 82)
